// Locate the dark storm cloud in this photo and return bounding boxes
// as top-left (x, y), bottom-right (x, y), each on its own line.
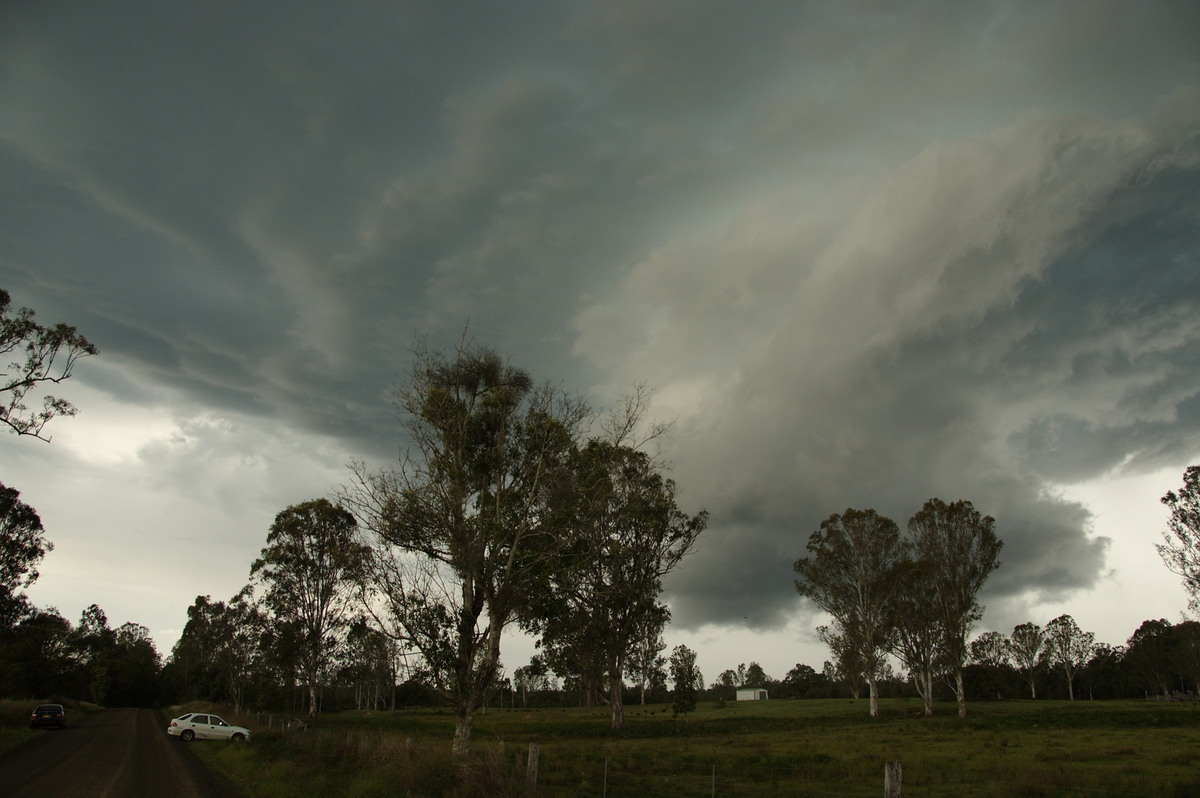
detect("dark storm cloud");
top-left (2, 1), bottom-right (1199, 638)
top-left (601, 93), bottom-right (1200, 628)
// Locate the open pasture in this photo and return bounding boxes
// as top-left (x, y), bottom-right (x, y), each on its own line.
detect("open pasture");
top-left (193, 698), bottom-right (1200, 797)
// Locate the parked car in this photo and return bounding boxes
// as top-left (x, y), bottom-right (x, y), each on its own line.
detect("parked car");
top-left (29, 703), bottom-right (67, 729)
top-left (166, 712), bottom-right (251, 742)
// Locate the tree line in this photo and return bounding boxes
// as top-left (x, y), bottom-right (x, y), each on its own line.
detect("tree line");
top-left (6, 289), bottom-right (1200, 755)
top-left (168, 342), bottom-right (708, 755)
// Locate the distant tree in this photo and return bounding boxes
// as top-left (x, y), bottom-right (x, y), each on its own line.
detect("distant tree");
top-left (1043, 614), bottom-right (1094, 701)
top-left (819, 625), bottom-right (868, 699)
top-left (669, 644), bottom-right (701, 716)
top-left (1172, 621), bottom-right (1200, 696)
top-left (1124, 619), bottom-right (1174, 698)
top-left (782, 663), bottom-right (825, 698)
top-left (0, 605), bottom-right (72, 697)
top-left (105, 622), bottom-right (162, 706)
top-left (743, 662), bottom-right (770, 687)
top-left (627, 610), bottom-right (668, 705)
top-left (1008, 622), bottom-right (1047, 699)
top-left (514, 656), bottom-right (552, 708)
top-left (1157, 466), bottom-right (1200, 611)
top-left (171, 588), bottom-right (266, 710)
top-left (339, 618), bottom-right (400, 711)
top-left (908, 498), bottom-right (1002, 718)
top-left (713, 669), bottom-right (738, 692)
top-left (0, 288), bottom-right (97, 441)
top-left (341, 343), bottom-right (587, 755)
top-left (795, 508), bottom-right (907, 717)
top-left (73, 604), bottom-right (116, 704)
top-left (0, 481), bottom-right (52, 602)
top-left (529, 438), bottom-right (705, 729)
top-left (1080, 642), bottom-right (1128, 700)
top-left (970, 631), bottom-right (1010, 668)
top-left (252, 498), bottom-right (367, 718)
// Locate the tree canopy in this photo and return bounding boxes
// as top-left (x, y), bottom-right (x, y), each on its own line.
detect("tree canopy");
top-left (0, 288), bottom-right (97, 441)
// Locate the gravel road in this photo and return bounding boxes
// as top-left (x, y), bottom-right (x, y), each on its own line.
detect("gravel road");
top-left (0, 707), bottom-right (249, 798)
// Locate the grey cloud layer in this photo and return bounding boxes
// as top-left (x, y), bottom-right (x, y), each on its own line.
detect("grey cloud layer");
top-left (588, 93), bottom-right (1200, 627)
top-left (2, 1), bottom-right (1199, 631)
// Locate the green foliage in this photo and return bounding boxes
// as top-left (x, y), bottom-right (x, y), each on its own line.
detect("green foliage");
top-left (252, 499), bottom-right (367, 718)
top-left (669, 644), bottom-right (700, 716)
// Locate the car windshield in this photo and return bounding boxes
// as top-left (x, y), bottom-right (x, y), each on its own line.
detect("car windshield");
top-left (34, 705), bottom-right (62, 713)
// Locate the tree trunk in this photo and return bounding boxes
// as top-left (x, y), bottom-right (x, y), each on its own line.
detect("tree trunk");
top-left (452, 705), bottom-right (473, 756)
top-left (308, 682), bottom-right (319, 719)
top-left (919, 671), bottom-right (934, 716)
top-left (610, 683), bottom-right (625, 729)
top-left (955, 669), bottom-right (967, 718)
top-left (868, 675), bottom-right (879, 718)
top-left (1028, 675), bottom-right (1037, 699)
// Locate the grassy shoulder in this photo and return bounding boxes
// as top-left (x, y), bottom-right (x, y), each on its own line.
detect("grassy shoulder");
top-left (176, 698), bottom-right (1200, 798)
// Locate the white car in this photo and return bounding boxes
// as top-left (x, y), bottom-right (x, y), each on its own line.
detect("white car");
top-left (166, 712), bottom-right (251, 742)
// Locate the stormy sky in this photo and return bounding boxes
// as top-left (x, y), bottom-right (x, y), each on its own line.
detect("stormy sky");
top-left (3, 0), bottom-right (1199, 678)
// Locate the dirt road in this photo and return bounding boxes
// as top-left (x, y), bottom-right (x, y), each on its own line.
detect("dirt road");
top-left (0, 707), bottom-right (248, 798)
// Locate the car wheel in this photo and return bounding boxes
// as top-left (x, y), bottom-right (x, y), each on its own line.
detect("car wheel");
top-left (230, 732), bottom-right (245, 742)
top-left (180, 729), bottom-right (195, 742)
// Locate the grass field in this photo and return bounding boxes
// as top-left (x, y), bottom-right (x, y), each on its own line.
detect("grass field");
top-left (186, 697), bottom-right (1200, 797)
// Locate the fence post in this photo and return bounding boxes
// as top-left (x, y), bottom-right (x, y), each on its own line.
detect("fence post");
top-left (885, 761), bottom-right (902, 797)
top-left (525, 742), bottom-right (540, 797)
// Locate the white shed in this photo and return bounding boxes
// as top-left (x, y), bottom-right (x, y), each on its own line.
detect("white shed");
top-left (736, 688), bottom-right (768, 701)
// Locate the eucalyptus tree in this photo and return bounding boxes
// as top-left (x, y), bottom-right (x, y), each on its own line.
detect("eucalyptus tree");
top-left (626, 609), bottom-right (669, 705)
top-left (888, 558), bottom-right (944, 715)
top-left (795, 508), bottom-right (908, 717)
top-left (0, 288), bottom-right (97, 440)
top-left (528, 440), bottom-right (706, 729)
top-left (341, 343), bottom-right (587, 755)
top-left (669, 644), bottom-right (701, 716)
top-left (1157, 465), bottom-right (1200, 611)
top-left (1043, 614), bottom-right (1094, 701)
top-left (908, 498), bottom-right (1002, 718)
top-left (252, 499), bottom-right (368, 718)
top-left (1008, 621), bottom-right (1047, 699)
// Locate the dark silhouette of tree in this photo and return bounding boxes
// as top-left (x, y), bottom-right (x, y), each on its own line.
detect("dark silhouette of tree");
top-left (1008, 622), bottom-right (1047, 699)
top-left (908, 498), bottom-right (1002, 718)
top-left (342, 342), bottom-right (587, 755)
top-left (1043, 614), bottom-right (1094, 701)
top-left (889, 557), bottom-right (944, 715)
top-left (795, 508), bottom-right (907, 717)
top-left (252, 499), bottom-right (367, 718)
top-left (0, 288), bottom-right (97, 441)
top-left (529, 439), bottom-right (705, 729)
top-left (0, 481), bottom-right (51, 607)
top-left (669, 644), bottom-right (700, 716)
top-left (1157, 466), bottom-right (1200, 611)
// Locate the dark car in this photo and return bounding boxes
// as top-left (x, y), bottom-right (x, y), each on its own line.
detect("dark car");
top-left (30, 703), bottom-right (67, 729)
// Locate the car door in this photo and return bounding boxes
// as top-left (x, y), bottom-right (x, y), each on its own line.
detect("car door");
top-left (190, 714), bottom-right (210, 739)
top-left (208, 716), bottom-right (232, 740)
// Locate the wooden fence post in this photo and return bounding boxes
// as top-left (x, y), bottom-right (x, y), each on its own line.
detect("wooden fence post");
top-left (885, 760), bottom-right (902, 797)
top-left (525, 743), bottom-right (540, 797)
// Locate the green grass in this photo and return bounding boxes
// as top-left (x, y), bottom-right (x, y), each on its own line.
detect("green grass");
top-left (155, 699), bottom-right (1200, 797)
